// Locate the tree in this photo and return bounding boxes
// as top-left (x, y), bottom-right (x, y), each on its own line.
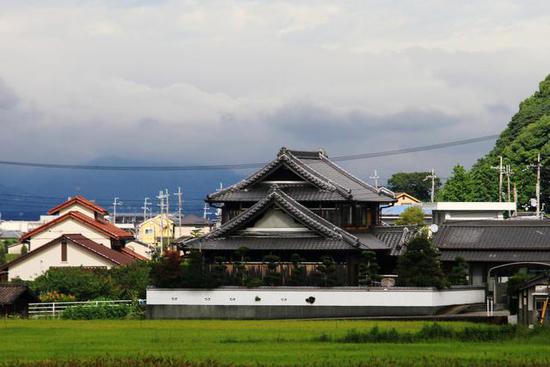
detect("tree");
top-left (150, 250), bottom-right (184, 288)
top-left (437, 165), bottom-right (475, 201)
top-left (387, 172), bottom-right (441, 202)
top-left (21, 244), bottom-right (28, 255)
top-left (396, 234), bottom-right (447, 289)
top-left (110, 261), bottom-right (151, 299)
top-left (395, 206), bottom-right (425, 226)
top-left (288, 253), bottom-right (307, 286)
top-left (316, 256), bottom-right (337, 287)
top-left (358, 251), bottom-right (380, 286)
top-left (233, 247), bottom-right (250, 286)
top-left (262, 254), bottom-right (281, 286)
top-left (0, 242), bottom-right (6, 266)
top-left (448, 257), bottom-right (469, 286)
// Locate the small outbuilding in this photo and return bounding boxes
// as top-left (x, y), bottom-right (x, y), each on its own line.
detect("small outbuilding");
top-left (517, 275), bottom-right (550, 327)
top-left (0, 284), bottom-right (37, 317)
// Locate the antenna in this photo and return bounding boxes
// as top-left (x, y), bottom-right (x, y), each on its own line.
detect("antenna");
top-left (369, 169), bottom-right (380, 188)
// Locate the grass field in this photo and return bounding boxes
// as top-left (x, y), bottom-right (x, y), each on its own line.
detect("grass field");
top-left (1, 319), bottom-right (550, 366)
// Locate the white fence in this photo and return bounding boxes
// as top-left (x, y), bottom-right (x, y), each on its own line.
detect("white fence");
top-left (28, 300), bottom-right (133, 318)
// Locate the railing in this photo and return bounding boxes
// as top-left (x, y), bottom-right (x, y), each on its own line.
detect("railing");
top-left (28, 300), bottom-right (133, 318)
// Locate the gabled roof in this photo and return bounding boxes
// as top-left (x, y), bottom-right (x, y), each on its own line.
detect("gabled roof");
top-left (47, 195), bottom-right (109, 216)
top-left (208, 148), bottom-right (395, 203)
top-left (1, 234), bottom-right (139, 272)
top-left (434, 220), bottom-right (550, 250)
top-left (21, 211), bottom-right (134, 242)
top-left (182, 186), bottom-right (371, 251)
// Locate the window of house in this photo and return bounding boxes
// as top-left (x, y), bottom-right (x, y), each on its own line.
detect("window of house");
top-left (61, 241), bottom-right (67, 262)
top-left (144, 228), bottom-right (153, 234)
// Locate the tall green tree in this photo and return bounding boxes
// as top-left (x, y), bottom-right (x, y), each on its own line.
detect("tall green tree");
top-left (395, 206), bottom-right (425, 226)
top-left (387, 172), bottom-right (441, 202)
top-left (437, 165), bottom-right (475, 201)
top-left (396, 234), bottom-right (447, 289)
top-left (358, 251), bottom-right (380, 286)
top-left (448, 256), bottom-right (469, 286)
top-left (463, 74), bottom-right (550, 207)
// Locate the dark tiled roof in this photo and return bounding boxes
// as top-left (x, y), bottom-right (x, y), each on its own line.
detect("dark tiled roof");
top-left (208, 148), bottom-right (395, 203)
top-left (0, 285), bottom-right (30, 305)
top-left (181, 186), bottom-right (370, 251)
top-left (186, 238), bottom-right (366, 251)
top-left (440, 250), bottom-right (550, 263)
top-left (434, 220), bottom-right (550, 250)
top-left (370, 226), bottom-right (414, 255)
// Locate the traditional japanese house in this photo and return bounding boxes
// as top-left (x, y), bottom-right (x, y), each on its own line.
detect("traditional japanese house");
top-left (179, 147), bottom-right (409, 285)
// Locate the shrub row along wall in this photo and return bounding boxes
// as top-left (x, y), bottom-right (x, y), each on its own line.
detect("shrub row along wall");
top-left (146, 287), bottom-right (485, 319)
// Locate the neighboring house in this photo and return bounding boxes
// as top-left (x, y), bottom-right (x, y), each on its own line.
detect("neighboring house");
top-left (1, 196), bottom-right (141, 281)
top-left (125, 239), bottom-right (155, 260)
top-left (0, 230), bottom-right (23, 241)
top-left (174, 214), bottom-right (212, 239)
top-left (395, 193), bottom-right (421, 205)
top-left (516, 275), bottom-right (550, 327)
top-left (0, 284), bottom-right (37, 316)
top-left (179, 147), bottom-right (405, 285)
top-left (138, 214), bottom-right (174, 246)
top-left (1, 234), bottom-right (143, 280)
top-left (434, 220), bottom-right (550, 290)
top-left (425, 202), bottom-right (516, 226)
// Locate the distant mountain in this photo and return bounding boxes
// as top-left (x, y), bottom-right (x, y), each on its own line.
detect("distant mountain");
top-left (0, 157), bottom-right (245, 220)
top-left (439, 74), bottom-right (550, 207)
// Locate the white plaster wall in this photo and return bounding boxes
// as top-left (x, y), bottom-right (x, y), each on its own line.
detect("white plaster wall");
top-left (8, 241), bottom-right (114, 280)
top-left (125, 241), bottom-right (152, 259)
top-left (58, 204), bottom-right (96, 218)
top-left (29, 220), bottom-right (111, 250)
top-left (175, 225), bottom-right (211, 238)
top-left (147, 288), bottom-right (485, 307)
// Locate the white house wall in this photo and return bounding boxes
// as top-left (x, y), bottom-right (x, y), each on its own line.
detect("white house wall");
top-left (8, 241), bottom-right (114, 281)
top-left (58, 204), bottom-right (96, 219)
top-left (29, 220), bottom-right (111, 250)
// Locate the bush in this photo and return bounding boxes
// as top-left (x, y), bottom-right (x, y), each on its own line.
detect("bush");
top-left (61, 302), bottom-right (143, 320)
top-left (39, 291), bottom-right (76, 303)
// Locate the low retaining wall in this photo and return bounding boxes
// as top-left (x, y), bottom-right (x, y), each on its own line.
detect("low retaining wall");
top-left (146, 287), bottom-right (485, 319)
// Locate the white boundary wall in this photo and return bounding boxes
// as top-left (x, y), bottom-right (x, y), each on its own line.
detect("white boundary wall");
top-left (147, 287), bottom-right (485, 308)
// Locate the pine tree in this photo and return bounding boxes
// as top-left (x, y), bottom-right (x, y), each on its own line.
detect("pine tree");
top-left (358, 251), bottom-right (380, 286)
top-left (396, 234), bottom-right (447, 289)
top-left (262, 254), bottom-right (281, 286)
top-left (288, 253), bottom-right (307, 286)
top-left (448, 256), bottom-right (469, 285)
top-left (317, 256), bottom-right (337, 287)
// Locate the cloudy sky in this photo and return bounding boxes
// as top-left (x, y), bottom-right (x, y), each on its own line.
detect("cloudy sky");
top-left (1, 0), bottom-right (550, 182)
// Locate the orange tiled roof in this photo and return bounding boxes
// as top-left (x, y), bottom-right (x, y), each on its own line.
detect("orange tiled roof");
top-left (21, 211), bottom-right (133, 242)
top-left (47, 195), bottom-right (109, 216)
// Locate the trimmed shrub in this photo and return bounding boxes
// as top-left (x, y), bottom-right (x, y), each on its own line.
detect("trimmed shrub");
top-left (61, 303), bottom-right (143, 320)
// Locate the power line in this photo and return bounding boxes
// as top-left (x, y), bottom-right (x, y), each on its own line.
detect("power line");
top-left (0, 134), bottom-right (499, 171)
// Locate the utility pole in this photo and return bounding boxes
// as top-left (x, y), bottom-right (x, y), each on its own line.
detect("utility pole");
top-left (536, 153), bottom-right (542, 219)
top-left (112, 197), bottom-right (122, 224)
top-left (492, 156), bottom-right (504, 202)
top-left (141, 197), bottom-right (151, 221)
top-left (424, 169), bottom-right (437, 203)
top-left (164, 189), bottom-right (170, 216)
top-left (504, 165), bottom-right (513, 202)
top-left (369, 169), bottom-right (380, 188)
top-left (157, 190), bottom-right (166, 252)
top-left (174, 187), bottom-right (183, 238)
top-left (203, 203), bottom-right (211, 219)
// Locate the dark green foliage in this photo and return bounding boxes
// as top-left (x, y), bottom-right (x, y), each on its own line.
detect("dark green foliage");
top-left (150, 250), bottom-right (184, 288)
top-left (20, 244), bottom-right (28, 255)
top-left (316, 256), bottom-right (337, 287)
top-left (395, 206), bottom-right (425, 226)
top-left (31, 267), bottom-right (114, 301)
top-left (287, 253), bottom-right (307, 286)
top-left (437, 165), bottom-right (475, 201)
top-left (441, 75), bottom-right (550, 207)
top-left (211, 256), bottom-right (228, 286)
top-left (262, 254), bottom-right (281, 286)
top-left (448, 256), bottom-right (469, 286)
top-left (0, 241), bottom-right (6, 266)
top-left (61, 303), bottom-right (143, 320)
top-left (180, 250), bottom-right (217, 288)
top-left (233, 247), bottom-right (250, 286)
top-left (387, 172), bottom-right (441, 202)
top-left (397, 235), bottom-right (447, 289)
top-left (358, 251), bottom-right (379, 286)
top-left (110, 261), bottom-right (151, 299)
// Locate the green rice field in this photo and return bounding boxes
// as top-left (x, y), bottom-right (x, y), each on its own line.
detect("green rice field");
top-left (1, 319), bottom-right (550, 366)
